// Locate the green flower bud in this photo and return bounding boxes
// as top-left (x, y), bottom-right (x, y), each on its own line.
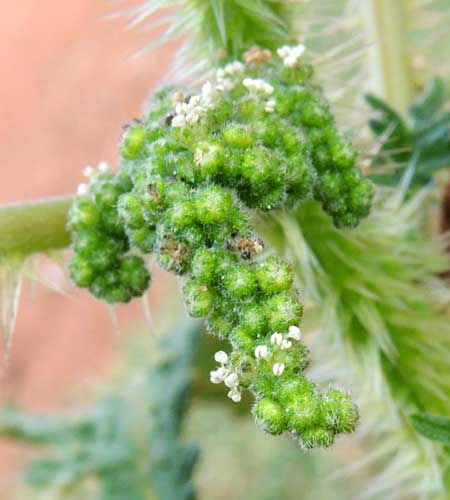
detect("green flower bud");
top-left (122, 125), bottom-right (146, 160)
top-left (166, 200), bottom-right (196, 230)
top-left (239, 303), bottom-right (267, 337)
top-left (230, 326), bottom-right (255, 352)
top-left (183, 281), bottom-right (214, 317)
top-left (254, 399), bottom-right (286, 435)
top-left (118, 192), bottom-right (145, 229)
top-left (256, 257), bottom-right (294, 294)
top-left (126, 226), bottom-right (157, 253)
top-left (191, 248), bottom-right (217, 283)
top-left (193, 142), bottom-right (224, 178)
top-left (120, 256), bottom-right (150, 295)
top-left (266, 291), bottom-right (303, 331)
top-left (69, 255), bottom-right (95, 288)
top-left (195, 186), bottom-right (233, 224)
top-left (321, 389), bottom-right (358, 434)
top-left (223, 264), bottom-right (257, 299)
top-left (299, 427), bottom-right (334, 449)
top-left (223, 123), bottom-right (254, 148)
top-left (241, 148), bottom-right (278, 186)
top-left (286, 391), bottom-right (322, 433)
top-left (69, 199), bottom-right (100, 229)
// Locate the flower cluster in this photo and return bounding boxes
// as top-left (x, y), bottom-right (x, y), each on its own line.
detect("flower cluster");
top-left (69, 44), bottom-right (370, 447)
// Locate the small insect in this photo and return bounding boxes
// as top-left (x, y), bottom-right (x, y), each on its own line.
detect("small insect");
top-left (165, 113), bottom-right (175, 126)
top-left (227, 233), bottom-right (265, 259)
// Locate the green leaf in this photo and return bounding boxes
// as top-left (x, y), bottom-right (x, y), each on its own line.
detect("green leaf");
top-left (411, 413), bottom-right (450, 444)
top-left (366, 78), bottom-right (450, 189)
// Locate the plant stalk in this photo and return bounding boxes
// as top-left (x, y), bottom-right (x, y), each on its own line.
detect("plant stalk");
top-left (361, 0), bottom-right (414, 117)
top-left (0, 196), bottom-right (72, 257)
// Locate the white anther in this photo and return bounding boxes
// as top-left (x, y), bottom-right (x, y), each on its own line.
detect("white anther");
top-left (281, 340), bottom-right (293, 350)
top-left (77, 183), bottom-right (89, 195)
top-left (255, 345), bottom-right (270, 359)
top-left (224, 372), bottom-right (239, 388)
top-left (210, 370), bottom-right (222, 384)
top-left (277, 44), bottom-right (306, 67)
top-left (223, 61), bottom-right (245, 75)
top-left (98, 161), bottom-right (109, 173)
top-left (270, 333), bottom-right (283, 346)
top-left (243, 78), bottom-right (273, 95)
top-left (171, 115), bottom-right (186, 128)
top-left (214, 351), bottom-right (228, 365)
top-left (83, 166), bottom-right (95, 178)
top-left (227, 388), bottom-right (242, 403)
top-left (272, 363), bottom-right (285, 376)
top-left (288, 325), bottom-right (302, 340)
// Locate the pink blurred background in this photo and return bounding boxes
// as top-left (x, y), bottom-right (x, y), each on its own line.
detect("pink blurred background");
top-left (0, 1), bottom-right (176, 493)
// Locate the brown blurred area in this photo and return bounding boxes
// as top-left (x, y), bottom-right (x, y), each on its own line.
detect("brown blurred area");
top-left (0, 1), bottom-right (176, 494)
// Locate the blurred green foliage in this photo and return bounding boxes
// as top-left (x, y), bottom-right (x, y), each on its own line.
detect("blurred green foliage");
top-left (367, 78), bottom-right (450, 188)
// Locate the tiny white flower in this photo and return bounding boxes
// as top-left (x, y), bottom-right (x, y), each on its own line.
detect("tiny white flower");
top-left (281, 340), bottom-right (293, 350)
top-left (77, 183), bottom-right (89, 195)
top-left (214, 351), bottom-right (228, 364)
top-left (210, 370), bottom-right (223, 384)
top-left (227, 388), bottom-right (242, 403)
top-left (288, 325), bottom-right (302, 340)
top-left (273, 363), bottom-right (285, 376)
top-left (255, 345), bottom-right (270, 359)
top-left (171, 115), bottom-right (186, 128)
top-left (98, 161), bottom-right (109, 174)
top-left (270, 333), bottom-right (283, 346)
top-left (224, 372), bottom-right (239, 388)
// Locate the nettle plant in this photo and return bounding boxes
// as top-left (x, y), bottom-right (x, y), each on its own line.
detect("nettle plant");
top-left (1, 0), bottom-right (450, 499)
top-left (69, 46), bottom-right (372, 447)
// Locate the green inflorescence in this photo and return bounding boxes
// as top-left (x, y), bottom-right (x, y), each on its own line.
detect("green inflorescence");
top-left (68, 45), bottom-right (373, 448)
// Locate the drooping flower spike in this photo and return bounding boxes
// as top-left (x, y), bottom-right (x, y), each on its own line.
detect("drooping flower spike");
top-left (69, 44), bottom-right (373, 448)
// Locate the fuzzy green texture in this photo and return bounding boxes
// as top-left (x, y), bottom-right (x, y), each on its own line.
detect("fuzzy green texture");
top-left (268, 193), bottom-right (450, 496)
top-left (69, 48), bottom-right (373, 447)
top-left (127, 0), bottom-right (305, 66)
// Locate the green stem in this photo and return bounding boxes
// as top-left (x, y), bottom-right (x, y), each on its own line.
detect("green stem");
top-left (361, 0), bottom-right (414, 117)
top-left (0, 196), bottom-right (73, 257)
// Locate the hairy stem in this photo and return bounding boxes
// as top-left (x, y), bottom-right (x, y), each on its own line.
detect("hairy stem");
top-left (361, 0), bottom-right (414, 116)
top-left (0, 196), bottom-right (72, 257)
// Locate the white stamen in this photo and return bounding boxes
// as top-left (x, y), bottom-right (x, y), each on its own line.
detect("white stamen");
top-left (281, 340), bottom-right (293, 350)
top-left (270, 333), bottom-right (283, 346)
top-left (288, 325), bottom-right (302, 340)
top-left (210, 370), bottom-right (223, 384)
top-left (273, 363), bottom-right (285, 376)
top-left (98, 161), bottom-right (109, 173)
top-left (224, 372), bottom-right (239, 388)
top-left (227, 388), bottom-right (242, 403)
top-left (255, 345), bottom-right (270, 359)
top-left (277, 44), bottom-right (306, 68)
top-left (243, 78), bottom-right (274, 95)
top-left (214, 351), bottom-right (228, 364)
top-left (83, 166), bottom-right (95, 178)
top-left (77, 183), bottom-right (88, 195)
